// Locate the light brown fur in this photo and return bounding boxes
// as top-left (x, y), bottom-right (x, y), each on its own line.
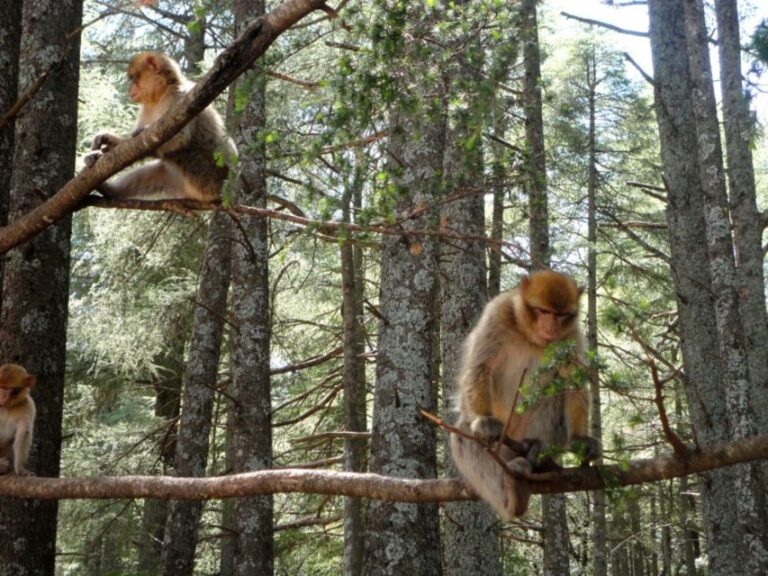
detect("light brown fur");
top-left (450, 270), bottom-right (599, 519)
top-left (0, 364), bottom-right (36, 476)
top-left (85, 51), bottom-right (237, 201)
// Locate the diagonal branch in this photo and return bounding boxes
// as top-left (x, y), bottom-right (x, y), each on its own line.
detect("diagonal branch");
top-left (0, 0), bottom-right (330, 255)
top-left (0, 434), bottom-right (766, 501)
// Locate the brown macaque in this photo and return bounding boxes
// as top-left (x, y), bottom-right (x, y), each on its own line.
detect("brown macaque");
top-left (449, 269), bottom-right (600, 519)
top-left (0, 363), bottom-right (37, 476)
top-left (84, 51), bottom-right (237, 201)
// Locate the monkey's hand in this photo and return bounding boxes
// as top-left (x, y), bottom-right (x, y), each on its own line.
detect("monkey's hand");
top-left (0, 457), bottom-right (10, 475)
top-left (83, 149), bottom-right (103, 168)
top-left (91, 132), bottom-right (123, 153)
top-left (570, 435), bottom-right (602, 466)
top-left (14, 467), bottom-right (34, 477)
top-left (469, 416), bottom-right (505, 443)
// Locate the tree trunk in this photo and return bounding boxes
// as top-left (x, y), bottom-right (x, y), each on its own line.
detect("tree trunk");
top-left (138, 345), bottom-right (184, 572)
top-left (229, 2), bottom-right (273, 574)
top-left (714, 0), bottom-right (768, 427)
top-left (440, 19), bottom-right (501, 574)
top-left (586, 46), bottom-right (608, 576)
top-left (647, 0), bottom-right (764, 573)
top-left (341, 161), bottom-right (367, 576)
top-left (0, 0), bottom-right (82, 573)
top-left (0, 0), bottom-right (21, 306)
top-left (521, 0), bottom-right (549, 270)
top-left (521, 0), bottom-right (570, 570)
top-left (362, 6), bottom-right (443, 575)
top-left (159, 213), bottom-right (232, 576)
top-left (682, 1), bottom-right (768, 570)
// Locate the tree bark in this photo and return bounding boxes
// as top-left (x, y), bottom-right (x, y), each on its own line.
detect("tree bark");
top-left (362, 5), bottom-right (443, 575)
top-left (0, 0), bottom-right (22, 306)
top-left (440, 15), bottom-right (501, 573)
top-left (159, 213), bottom-right (232, 576)
top-left (229, 2), bottom-right (274, 574)
top-left (0, 0), bottom-right (82, 573)
top-left (682, 1), bottom-right (768, 570)
top-left (341, 162), bottom-right (367, 576)
top-left (714, 0), bottom-right (768, 426)
top-left (647, 0), bottom-right (766, 572)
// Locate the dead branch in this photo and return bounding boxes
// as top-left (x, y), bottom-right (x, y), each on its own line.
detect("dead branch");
top-left (560, 12), bottom-right (648, 38)
top-left (0, 0), bottom-right (330, 255)
top-left (0, 434), bottom-right (766, 501)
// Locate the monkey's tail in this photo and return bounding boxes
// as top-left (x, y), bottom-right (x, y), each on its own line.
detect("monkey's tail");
top-left (449, 433), bottom-right (532, 520)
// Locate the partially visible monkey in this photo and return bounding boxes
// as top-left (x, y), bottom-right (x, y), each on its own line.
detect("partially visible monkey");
top-left (0, 363), bottom-right (37, 476)
top-left (84, 51), bottom-right (237, 201)
top-left (449, 269), bottom-right (601, 519)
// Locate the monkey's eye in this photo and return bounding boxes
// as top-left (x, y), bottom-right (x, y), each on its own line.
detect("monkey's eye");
top-left (0, 387), bottom-right (20, 397)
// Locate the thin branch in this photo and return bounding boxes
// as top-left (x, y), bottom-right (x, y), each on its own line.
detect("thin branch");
top-left (560, 12), bottom-right (648, 37)
top-left (648, 357), bottom-right (690, 457)
top-left (0, 434), bottom-right (766, 501)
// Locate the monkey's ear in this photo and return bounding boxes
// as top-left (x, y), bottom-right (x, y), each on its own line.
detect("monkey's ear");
top-left (145, 54), bottom-right (159, 72)
top-left (520, 275), bottom-right (531, 290)
top-left (24, 374), bottom-right (36, 388)
top-left (578, 284), bottom-right (586, 295)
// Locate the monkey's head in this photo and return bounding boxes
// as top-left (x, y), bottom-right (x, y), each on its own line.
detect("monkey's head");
top-left (127, 51), bottom-right (184, 105)
top-left (520, 270), bottom-right (582, 347)
top-left (0, 364), bottom-right (36, 408)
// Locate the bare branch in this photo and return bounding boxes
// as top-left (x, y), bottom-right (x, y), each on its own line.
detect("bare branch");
top-left (0, 434), bottom-right (766, 501)
top-left (560, 11), bottom-right (648, 37)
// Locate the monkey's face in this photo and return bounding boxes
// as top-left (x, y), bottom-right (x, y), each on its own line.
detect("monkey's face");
top-left (520, 271), bottom-right (581, 346)
top-left (0, 365), bottom-right (35, 407)
top-left (525, 304), bottom-right (578, 346)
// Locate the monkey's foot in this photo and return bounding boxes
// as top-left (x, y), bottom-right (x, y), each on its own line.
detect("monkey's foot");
top-left (0, 458), bottom-right (11, 475)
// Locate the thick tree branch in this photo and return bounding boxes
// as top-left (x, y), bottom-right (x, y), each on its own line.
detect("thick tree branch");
top-left (0, 0), bottom-right (330, 255)
top-left (0, 434), bottom-right (766, 501)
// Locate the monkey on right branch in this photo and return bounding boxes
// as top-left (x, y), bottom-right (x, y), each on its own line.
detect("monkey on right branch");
top-left (450, 269), bottom-right (601, 519)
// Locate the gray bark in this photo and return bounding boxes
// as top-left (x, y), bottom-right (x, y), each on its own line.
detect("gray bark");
top-left (440, 28), bottom-right (501, 576)
top-left (647, 0), bottom-right (765, 573)
top-left (160, 213), bottom-right (232, 576)
top-left (229, 2), bottom-right (273, 574)
top-left (0, 0), bottom-right (21, 306)
top-left (362, 6), bottom-right (443, 575)
top-left (714, 0), bottom-right (768, 426)
top-left (682, 2), bottom-right (768, 569)
top-left (0, 0), bottom-right (82, 573)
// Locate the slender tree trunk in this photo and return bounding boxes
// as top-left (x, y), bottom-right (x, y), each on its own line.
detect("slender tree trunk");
top-left (138, 345), bottom-right (183, 572)
top-left (362, 6), bottom-right (443, 575)
top-left (159, 213), bottom-right (232, 576)
top-left (714, 0), bottom-right (768, 425)
top-left (521, 0), bottom-right (550, 271)
top-left (0, 0), bottom-right (21, 307)
top-left (229, 2), bottom-right (273, 574)
top-left (585, 46), bottom-right (608, 576)
top-left (0, 1), bottom-right (82, 573)
top-left (341, 162), bottom-right (367, 576)
top-left (521, 0), bottom-right (569, 570)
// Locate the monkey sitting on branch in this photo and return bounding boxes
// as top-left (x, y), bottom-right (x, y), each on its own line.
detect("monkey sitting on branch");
top-left (450, 269), bottom-right (601, 519)
top-left (84, 51), bottom-right (237, 202)
top-left (0, 363), bottom-right (37, 476)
